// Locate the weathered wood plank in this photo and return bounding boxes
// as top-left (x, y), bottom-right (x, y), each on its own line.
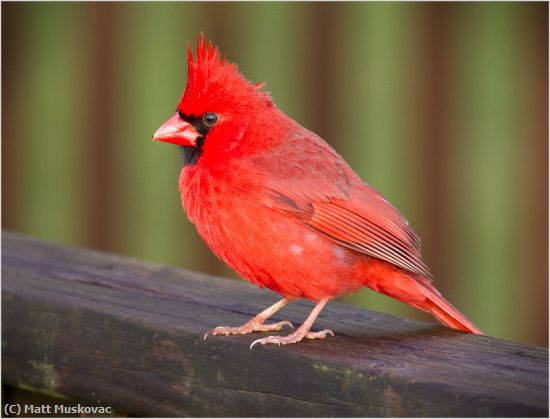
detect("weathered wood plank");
top-left (2, 231), bottom-right (548, 417)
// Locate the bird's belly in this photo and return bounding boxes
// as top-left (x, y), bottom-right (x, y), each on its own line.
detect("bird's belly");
top-left (181, 177), bottom-right (368, 300)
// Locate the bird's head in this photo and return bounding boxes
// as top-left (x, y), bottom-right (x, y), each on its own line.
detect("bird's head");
top-left (153, 35), bottom-right (273, 163)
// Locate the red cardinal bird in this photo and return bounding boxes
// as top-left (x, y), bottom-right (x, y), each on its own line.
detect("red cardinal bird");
top-left (153, 36), bottom-right (482, 347)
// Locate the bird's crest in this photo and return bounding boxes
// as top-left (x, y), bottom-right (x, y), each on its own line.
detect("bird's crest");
top-left (186, 34), bottom-right (226, 85)
top-left (180, 34), bottom-right (271, 115)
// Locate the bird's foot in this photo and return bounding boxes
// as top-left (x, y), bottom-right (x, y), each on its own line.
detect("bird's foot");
top-left (250, 328), bottom-right (334, 349)
top-left (204, 319), bottom-right (293, 340)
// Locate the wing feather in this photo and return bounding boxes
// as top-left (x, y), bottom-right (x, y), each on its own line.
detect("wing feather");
top-left (308, 201), bottom-right (431, 277)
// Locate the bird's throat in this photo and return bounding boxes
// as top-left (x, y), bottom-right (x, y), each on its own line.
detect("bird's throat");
top-left (180, 139), bottom-right (204, 166)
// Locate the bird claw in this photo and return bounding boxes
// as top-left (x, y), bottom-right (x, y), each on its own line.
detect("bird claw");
top-left (305, 329), bottom-right (334, 340)
top-left (204, 320), bottom-right (294, 341)
top-left (260, 320), bottom-right (293, 332)
top-left (250, 328), bottom-right (334, 350)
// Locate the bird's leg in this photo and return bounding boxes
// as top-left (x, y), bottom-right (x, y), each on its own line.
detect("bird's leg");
top-left (204, 298), bottom-right (293, 339)
top-left (250, 298), bottom-right (334, 348)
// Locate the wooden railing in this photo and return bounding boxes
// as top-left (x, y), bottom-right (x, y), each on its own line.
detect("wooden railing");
top-left (2, 231), bottom-right (548, 417)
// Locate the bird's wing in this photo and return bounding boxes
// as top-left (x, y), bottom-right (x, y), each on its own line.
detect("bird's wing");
top-left (305, 199), bottom-right (431, 277)
top-left (253, 133), bottom-right (431, 278)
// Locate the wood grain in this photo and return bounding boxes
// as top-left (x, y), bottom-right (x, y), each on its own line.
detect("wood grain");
top-left (2, 231), bottom-right (548, 417)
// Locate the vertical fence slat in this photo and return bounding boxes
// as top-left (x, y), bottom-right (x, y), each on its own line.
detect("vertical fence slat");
top-left (450, 4), bottom-right (538, 340)
top-left (6, 4), bottom-right (89, 246)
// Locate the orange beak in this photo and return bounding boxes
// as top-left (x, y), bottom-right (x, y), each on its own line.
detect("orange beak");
top-left (153, 113), bottom-right (200, 147)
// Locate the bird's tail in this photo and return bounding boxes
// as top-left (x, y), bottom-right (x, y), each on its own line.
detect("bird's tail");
top-left (372, 270), bottom-right (482, 334)
top-left (416, 277), bottom-right (482, 334)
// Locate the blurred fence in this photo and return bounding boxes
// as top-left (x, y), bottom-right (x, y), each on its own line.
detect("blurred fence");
top-left (2, 2), bottom-right (548, 345)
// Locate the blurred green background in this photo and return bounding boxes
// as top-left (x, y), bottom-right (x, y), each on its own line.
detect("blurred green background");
top-left (2, 2), bottom-right (547, 346)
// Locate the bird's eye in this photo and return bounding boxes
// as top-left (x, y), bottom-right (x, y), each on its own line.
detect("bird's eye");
top-left (202, 112), bottom-right (219, 127)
